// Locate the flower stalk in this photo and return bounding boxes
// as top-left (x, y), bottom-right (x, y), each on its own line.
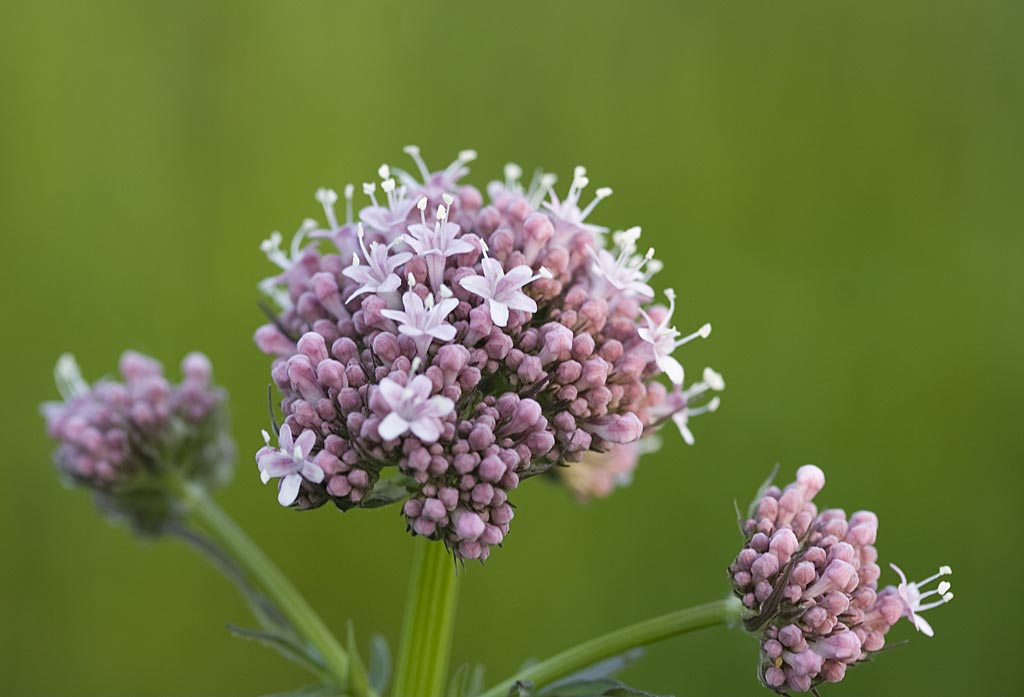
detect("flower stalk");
top-left (392, 540), bottom-right (461, 697)
top-left (178, 481), bottom-right (351, 688)
top-left (477, 596), bottom-right (744, 697)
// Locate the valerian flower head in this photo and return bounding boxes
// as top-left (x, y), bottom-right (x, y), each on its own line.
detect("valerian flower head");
top-left (729, 465), bottom-right (953, 693)
top-left (253, 147), bottom-right (723, 560)
top-left (42, 351), bottom-right (235, 533)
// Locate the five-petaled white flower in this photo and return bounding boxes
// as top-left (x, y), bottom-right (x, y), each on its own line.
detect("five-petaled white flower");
top-left (890, 563), bottom-right (954, 637)
top-left (380, 286), bottom-right (460, 356)
top-left (406, 195), bottom-right (476, 290)
top-left (342, 223), bottom-right (413, 303)
top-left (637, 288), bottom-right (711, 385)
top-left (256, 426), bottom-right (325, 507)
top-left (377, 374), bottom-right (455, 443)
top-left (543, 165), bottom-right (613, 235)
top-left (359, 166), bottom-right (418, 238)
top-left (459, 243), bottom-right (551, 327)
top-left (590, 227), bottom-right (659, 300)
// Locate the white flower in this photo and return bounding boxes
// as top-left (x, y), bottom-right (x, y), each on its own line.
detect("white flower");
top-left (590, 226), bottom-right (659, 300)
top-left (890, 563), bottom-right (954, 637)
top-left (406, 195), bottom-right (477, 290)
top-left (459, 244), bottom-right (552, 327)
top-left (495, 162), bottom-right (558, 207)
top-left (380, 286), bottom-right (460, 356)
top-left (543, 165), bottom-right (612, 235)
top-left (358, 166), bottom-right (417, 240)
top-left (341, 224), bottom-right (413, 302)
top-left (256, 426), bottom-right (325, 506)
top-left (637, 288), bottom-right (711, 385)
top-left (391, 145), bottom-right (477, 195)
top-left (377, 374), bottom-right (455, 443)
top-left (258, 218), bottom-right (319, 308)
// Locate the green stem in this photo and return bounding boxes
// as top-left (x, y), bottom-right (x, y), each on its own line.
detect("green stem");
top-left (478, 596), bottom-right (744, 697)
top-left (180, 483), bottom-right (351, 688)
top-left (392, 540), bottom-right (460, 697)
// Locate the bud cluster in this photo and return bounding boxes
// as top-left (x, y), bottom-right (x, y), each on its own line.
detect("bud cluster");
top-left (730, 465), bottom-right (952, 693)
top-left (42, 351), bottom-right (234, 530)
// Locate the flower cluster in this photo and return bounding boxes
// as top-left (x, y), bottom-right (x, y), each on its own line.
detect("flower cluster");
top-left (730, 465), bottom-right (953, 693)
top-left (42, 351), bottom-right (234, 531)
top-left (253, 148), bottom-right (723, 559)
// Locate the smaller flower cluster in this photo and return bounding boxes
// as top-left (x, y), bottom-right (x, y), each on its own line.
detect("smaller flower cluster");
top-left (42, 351), bottom-right (234, 530)
top-left (730, 465), bottom-right (953, 693)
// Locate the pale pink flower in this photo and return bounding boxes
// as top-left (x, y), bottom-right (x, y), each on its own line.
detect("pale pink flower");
top-left (257, 426), bottom-right (325, 506)
top-left (590, 227), bottom-right (659, 300)
top-left (459, 244), bottom-right (551, 327)
top-left (341, 223), bottom-right (412, 303)
top-left (890, 563), bottom-right (954, 637)
top-left (377, 374), bottom-right (455, 443)
top-left (380, 287), bottom-right (459, 356)
top-left (638, 288), bottom-right (711, 385)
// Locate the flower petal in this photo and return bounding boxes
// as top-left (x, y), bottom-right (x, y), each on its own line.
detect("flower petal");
top-left (278, 473), bottom-right (302, 506)
top-left (294, 430), bottom-right (317, 459)
top-left (659, 355), bottom-right (685, 385)
top-left (377, 378), bottom-right (405, 408)
top-left (378, 412), bottom-right (410, 441)
top-left (410, 417), bottom-right (441, 443)
top-left (459, 274), bottom-right (491, 299)
top-left (489, 299), bottom-right (509, 327)
top-left (301, 461), bottom-right (325, 484)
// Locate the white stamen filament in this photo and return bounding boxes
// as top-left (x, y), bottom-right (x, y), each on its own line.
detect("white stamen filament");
top-left (316, 188), bottom-right (339, 231)
top-left (344, 184), bottom-right (355, 224)
top-left (404, 145), bottom-right (431, 181)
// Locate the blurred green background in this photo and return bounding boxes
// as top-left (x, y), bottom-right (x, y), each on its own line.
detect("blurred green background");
top-left (2, 1), bottom-right (1021, 695)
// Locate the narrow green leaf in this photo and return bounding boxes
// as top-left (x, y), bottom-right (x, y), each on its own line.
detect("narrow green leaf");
top-left (368, 633), bottom-right (392, 694)
top-left (346, 620), bottom-right (372, 697)
top-left (225, 624), bottom-right (326, 677)
top-left (259, 684), bottom-right (338, 697)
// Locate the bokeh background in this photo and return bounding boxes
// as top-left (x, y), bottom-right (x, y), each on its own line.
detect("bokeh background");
top-left (2, 1), bottom-right (1021, 695)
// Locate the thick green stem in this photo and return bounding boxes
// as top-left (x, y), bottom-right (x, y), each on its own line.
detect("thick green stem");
top-left (392, 540), bottom-right (460, 697)
top-left (478, 596), bottom-right (744, 697)
top-left (180, 483), bottom-right (350, 687)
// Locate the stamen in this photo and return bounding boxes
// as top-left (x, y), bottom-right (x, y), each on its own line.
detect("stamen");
top-left (315, 187), bottom-right (339, 230)
top-left (579, 185), bottom-right (612, 221)
top-left (344, 184), bottom-right (354, 224)
top-left (675, 323), bottom-right (712, 348)
top-left (54, 353), bottom-right (88, 401)
top-left (378, 164), bottom-right (391, 180)
top-left (404, 145), bottom-right (431, 181)
top-left (505, 162), bottom-right (523, 188)
top-left (703, 367), bottom-right (726, 391)
top-left (362, 182), bottom-right (379, 208)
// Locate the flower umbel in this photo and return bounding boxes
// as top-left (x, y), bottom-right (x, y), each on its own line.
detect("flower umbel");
top-left (253, 147), bottom-right (724, 559)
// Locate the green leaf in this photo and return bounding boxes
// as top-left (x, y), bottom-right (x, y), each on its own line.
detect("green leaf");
top-left (448, 662), bottom-right (487, 697)
top-left (538, 679), bottom-right (670, 697)
top-left (540, 648), bottom-right (644, 690)
top-left (359, 476), bottom-right (413, 509)
top-left (225, 624), bottom-right (327, 678)
top-left (745, 463), bottom-right (781, 520)
top-left (259, 684), bottom-right (339, 697)
top-left (368, 634), bottom-right (392, 694)
top-left (346, 620), bottom-right (372, 697)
